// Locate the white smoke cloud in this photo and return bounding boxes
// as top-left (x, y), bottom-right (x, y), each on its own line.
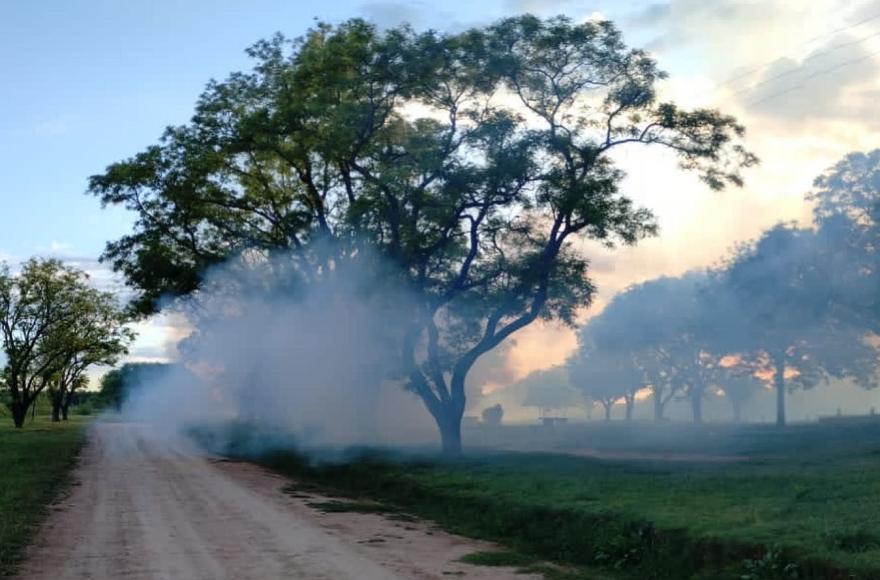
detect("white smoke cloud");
top-left (120, 245), bottom-right (438, 450)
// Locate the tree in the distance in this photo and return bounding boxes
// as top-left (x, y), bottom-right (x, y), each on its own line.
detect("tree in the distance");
top-left (481, 403), bottom-right (504, 426)
top-left (518, 366), bottom-right (581, 418)
top-left (582, 273), bottom-right (718, 423)
top-left (89, 17), bottom-right (755, 452)
top-left (567, 343), bottom-right (643, 421)
top-left (713, 224), bottom-right (878, 426)
top-left (0, 259), bottom-right (107, 427)
top-left (43, 286), bottom-right (133, 421)
top-left (714, 365), bottom-right (765, 423)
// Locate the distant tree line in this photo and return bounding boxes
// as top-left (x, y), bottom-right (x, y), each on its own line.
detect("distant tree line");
top-left (562, 150), bottom-right (880, 426)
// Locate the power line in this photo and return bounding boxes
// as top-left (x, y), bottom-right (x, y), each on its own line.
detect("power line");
top-left (701, 10), bottom-right (880, 95)
top-left (731, 29), bottom-right (880, 98)
top-left (804, 10), bottom-right (880, 44)
top-left (746, 46), bottom-right (880, 108)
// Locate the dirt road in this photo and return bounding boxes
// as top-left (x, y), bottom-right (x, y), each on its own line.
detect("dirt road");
top-left (17, 422), bottom-right (539, 580)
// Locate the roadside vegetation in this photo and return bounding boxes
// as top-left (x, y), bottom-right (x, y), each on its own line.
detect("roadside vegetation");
top-left (0, 417), bottom-right (86, 577)
top-left (196, 419), bottom-right (880, 579)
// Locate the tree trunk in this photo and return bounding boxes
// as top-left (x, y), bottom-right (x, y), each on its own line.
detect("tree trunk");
top-left (691, 390), bottom-right (703, 424)
top-left (61, 389), bottom-right (76, 422)
top-left (11, 401), bottom-right (27, 429)
top-left (625, 394), bottom-right (634, 420)
top-left (731, 400), bottom-right (742, 423)
top-left (50, 393), bottom-right (63, 423)
top-left (652, 388), bottom-right (665, 421)
top-left (437, 413), bottom-right (463, 455)
top-left (602, 402), bottom-right (612, 421)
top-left (774, 351), bottom-right (786, 427)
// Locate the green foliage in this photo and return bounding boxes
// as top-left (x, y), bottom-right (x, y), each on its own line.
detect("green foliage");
top-left (459, 550), bottom-right (536, 567)
top-left (713, 224), bottom-right (879, 425)
top-left (304, 500), bottom-right (392, 514)
top-left (739, 549), bottom-right (801, 580)
top-left (0, 419), bottom-right (86, 576)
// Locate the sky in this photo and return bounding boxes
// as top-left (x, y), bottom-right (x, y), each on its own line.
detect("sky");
top-left (2, 0), bottom-right (880, 387)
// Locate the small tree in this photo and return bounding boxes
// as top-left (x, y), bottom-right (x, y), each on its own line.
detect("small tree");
top-left (43, 287), bottom-right (133, 421)
top-left (567, 347), bottom-right (641, 421)
top-left (518, 366), bottom-right (581, 417)
top-left (0, 259), bottom-right (96, 427)
top-left (715, 367), bottom-right (764, 423)
top-left (481, 403), bottom-right (504, 426)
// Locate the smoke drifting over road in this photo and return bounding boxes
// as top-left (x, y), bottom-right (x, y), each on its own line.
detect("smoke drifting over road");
top-left (120, 246), bottom-right (436, 450)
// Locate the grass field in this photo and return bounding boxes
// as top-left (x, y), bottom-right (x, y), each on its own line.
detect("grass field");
top-left (0, 417), bottom-right (87, 577)
top-left (197, 418), bottom-right (880, 579)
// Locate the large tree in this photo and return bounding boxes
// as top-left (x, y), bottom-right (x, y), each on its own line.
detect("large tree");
top-left (89, 17), bottom-right (755, 452)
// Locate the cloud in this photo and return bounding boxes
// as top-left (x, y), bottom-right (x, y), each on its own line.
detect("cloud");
top-left (48, 241), bottom-right (74, 253)
top-left (125, 312), bottom-right (192, 363)
top-left (359, 1), bottom-right (428, 28)
top-left (33, 116), bottom-right (75, 137)
top-left (627, 0), bottom-right (783, 53)
top-left (848, 1), bottom-right (880, 25)
top-left (626, 2), bottom-right (670, 27)
top-left (504, 0), bottom-right (576, 14)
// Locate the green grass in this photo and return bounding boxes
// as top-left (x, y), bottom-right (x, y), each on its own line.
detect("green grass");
top-left (304, 499), bottom-right (394, 514)
top-left (188, 419), bottom-right (880, 579)
top-left (459, 551), bottom-right (614, 580)
top-left (459, 549), bottom-right (537, 567)
top-left (0, 417), bottom-right (87, 577)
